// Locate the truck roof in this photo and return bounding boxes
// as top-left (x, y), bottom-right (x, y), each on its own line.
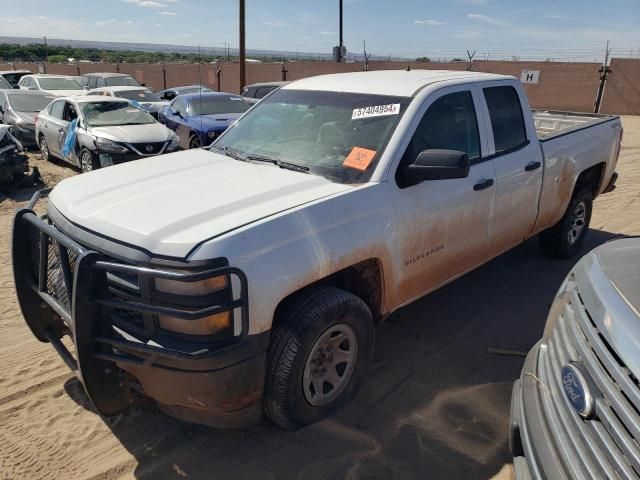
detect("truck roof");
top-left (283, 69), bottom-right (513, 97)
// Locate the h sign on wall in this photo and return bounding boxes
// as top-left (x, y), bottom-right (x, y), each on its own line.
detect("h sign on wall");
top-left (521, 70), bottom-right (540, 84)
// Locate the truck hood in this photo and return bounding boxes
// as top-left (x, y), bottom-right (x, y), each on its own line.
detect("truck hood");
top-left (49, 149), bottom-right (352, 258)
top-left (88, 123), bottom-right (173, 143)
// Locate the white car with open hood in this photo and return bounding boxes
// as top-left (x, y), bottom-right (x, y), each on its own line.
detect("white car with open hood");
top-left (12, 70), bottom-right (622, 430)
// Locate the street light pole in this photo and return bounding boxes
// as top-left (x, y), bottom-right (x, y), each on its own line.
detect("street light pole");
top-left (338, 0), bottom-right (343, 63)
top-left (239, 0), bottom-right (246, 91)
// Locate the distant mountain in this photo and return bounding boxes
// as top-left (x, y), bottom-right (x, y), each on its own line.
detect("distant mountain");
top-left (0, 35), bottom-right (407, 62)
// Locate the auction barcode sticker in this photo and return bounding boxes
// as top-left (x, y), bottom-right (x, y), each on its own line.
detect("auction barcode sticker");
top-left (352, 103), bottom-right (400, 120)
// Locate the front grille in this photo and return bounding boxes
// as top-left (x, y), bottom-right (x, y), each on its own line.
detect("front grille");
top-left (540, 276), bottom-right (640, 479)
top-left (128, 141), bottom-right (166, 155)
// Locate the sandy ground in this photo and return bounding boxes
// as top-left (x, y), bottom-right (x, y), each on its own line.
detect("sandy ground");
top-left (0, 117), bottom-right (639, 480)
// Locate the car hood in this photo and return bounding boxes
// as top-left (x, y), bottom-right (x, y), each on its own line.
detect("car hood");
top-left (15, 111), bottom-right (37, 125)
top-left (49, 149), bottom-right (352, 258)
top-left (88, 123), bottom-right (173, 143)
top-left (47, 89), bottom-right (86, 97)
top-left (186, 113), bottom-right (243, 131)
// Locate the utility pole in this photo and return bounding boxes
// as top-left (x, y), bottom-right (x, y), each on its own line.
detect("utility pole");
top-left (239, 0), bottom-right (246, 91)
top-left (43, 36), bottom-right (48, 73)
top-left (337, 0), bottom-right (344, 62)
top-left (594, 40), bottom-right (612, 113)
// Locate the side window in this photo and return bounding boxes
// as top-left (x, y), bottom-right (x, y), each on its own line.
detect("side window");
top-left (49, 100), bottom-right (65, 119)
top-left (173, 97), bottom-right (187, 116)
top-left (62, 102), bottom-right (78, 122)
top-left (400, 91), bottom-right (481, 173)
top-left (483, 86), bottom-right (527, 154)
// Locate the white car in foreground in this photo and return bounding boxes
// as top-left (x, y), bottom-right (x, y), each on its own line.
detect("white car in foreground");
top-left (18, 74), bottom-right (85, 97)
top-left (13, 70), bottom-right (621, 431)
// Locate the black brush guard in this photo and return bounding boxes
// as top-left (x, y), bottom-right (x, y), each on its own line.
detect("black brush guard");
top-left (12, 189), bottom-right (248, 417)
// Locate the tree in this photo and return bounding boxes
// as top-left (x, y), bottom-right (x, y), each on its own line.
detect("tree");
top-left (47, 55), bottom-right (67, 63)
top-left (415, 57), bottom-right (431, 63)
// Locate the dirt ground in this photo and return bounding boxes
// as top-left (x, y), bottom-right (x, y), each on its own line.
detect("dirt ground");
top-left (0, 117), bottom-right (638, 480)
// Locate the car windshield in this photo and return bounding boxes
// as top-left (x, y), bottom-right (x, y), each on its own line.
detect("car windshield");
top-left (8, 94), bottom-right (55, 112)
top-left (212, 89), bottom-right (411, 184)
top-left (81, 101), bottom-right (155, 126)
top-left (178, 86), bottom-right (212, 95)
top-left (115, 90), bottom-right (162, 102)
top-left (2, 72), bottom-right (29, 87)
top-left (38, 77), bottom-right (83, 90)
top-left (104, 76), bottom-right (140, 87)
top-left (190, 95), bottom-right (251, 116)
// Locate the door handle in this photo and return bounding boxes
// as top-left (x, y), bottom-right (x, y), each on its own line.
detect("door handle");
top-left (473, 178), bottom-right (494, 191)
top-left (525, 161), bottom-right (542, 172)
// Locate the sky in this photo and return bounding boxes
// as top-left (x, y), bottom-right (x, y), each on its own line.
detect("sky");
top-left (0, 0), bottom-right (639, 61)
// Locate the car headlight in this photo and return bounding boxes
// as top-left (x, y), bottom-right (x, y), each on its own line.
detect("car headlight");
top-left (155, 274), bottom-right (231, 336)
top-left (96, 137), bottom-right (128, 153)
top-left (167, 133), bottom-right (180, 151)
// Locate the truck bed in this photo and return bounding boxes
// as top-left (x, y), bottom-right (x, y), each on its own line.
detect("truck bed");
top-left (533, 110), bottom-right (618, 141)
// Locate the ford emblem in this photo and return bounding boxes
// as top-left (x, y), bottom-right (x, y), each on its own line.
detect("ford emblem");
top-left (145, 145), bottom-right (154, 153)
top-left (561, 363), bottom-right (597, 418)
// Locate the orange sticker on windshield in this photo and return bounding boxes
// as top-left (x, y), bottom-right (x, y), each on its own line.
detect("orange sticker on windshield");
top-left (343, 147), bottom-right (376, 171)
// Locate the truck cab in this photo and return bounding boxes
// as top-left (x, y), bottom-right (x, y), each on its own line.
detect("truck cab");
top-left (12, 70), bottom-right (622, 430)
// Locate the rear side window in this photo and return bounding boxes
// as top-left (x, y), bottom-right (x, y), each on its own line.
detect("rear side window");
top-left (49, 100), bottom-right (65, 119)
top-left (483, 86), bottom-right (527, 154)
top-left (401, 91), bottom-right (481, 168)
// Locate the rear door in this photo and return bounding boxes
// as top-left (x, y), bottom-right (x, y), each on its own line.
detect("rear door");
top-left (479, 82), bottom-right (543, 257)
top-left (392, 85), bottom-right (497, 305)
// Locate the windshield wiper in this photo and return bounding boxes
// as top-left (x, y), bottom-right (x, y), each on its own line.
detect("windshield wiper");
top-left (210, 145), bottom-right (247, 161)
top-left (245, 154), bottom-right (310, 174)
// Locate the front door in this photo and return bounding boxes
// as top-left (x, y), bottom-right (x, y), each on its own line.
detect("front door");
top-left (43, 100), bottom-right (68, 157)
top-left (393, 87), bottom-right (497, 305)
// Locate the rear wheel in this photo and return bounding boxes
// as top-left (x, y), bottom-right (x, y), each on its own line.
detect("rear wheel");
top-left (539, 188), bottom-right (593, 259)
top-left (264, 287), bottom-right (374, 430)
top-left (39, 135), bottom-right (50, 162)
top-left (80, 148), bottom-right (98, 173)
top-left (189, 134), bottom-right (202, 149)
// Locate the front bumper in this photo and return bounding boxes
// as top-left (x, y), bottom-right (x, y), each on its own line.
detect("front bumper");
top-left (12, 189), bottom-right (267, 428)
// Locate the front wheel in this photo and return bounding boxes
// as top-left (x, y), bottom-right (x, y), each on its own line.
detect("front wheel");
top-left (80, 148), bottom-right (98, 173)
top-left (189, 134), bottom-right (202, 149)
top-left (539, 188), bottom-right (593, 259)
top-left (264, 287), bottom-right (374, 430)
top-left (39, 135), bottom-right (50, 162)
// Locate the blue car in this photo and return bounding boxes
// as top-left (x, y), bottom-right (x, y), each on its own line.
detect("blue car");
top-left (158, 92), bottom-right (252, 149)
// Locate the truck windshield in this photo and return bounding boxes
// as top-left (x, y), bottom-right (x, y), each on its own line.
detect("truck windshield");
top-left (212, 89), bottom-right (411, 184)
top-left (81, 101), bottom-right (155, 126)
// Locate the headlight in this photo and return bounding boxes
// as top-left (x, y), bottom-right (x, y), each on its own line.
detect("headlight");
top-left (155, 274), bottom-right (228, 295)
top-left (158, 311), bottom-right (231, 336)
top-left (167, 134), bottom-right (180, 151)
top-left (96, 137), bottom-right (128, 153)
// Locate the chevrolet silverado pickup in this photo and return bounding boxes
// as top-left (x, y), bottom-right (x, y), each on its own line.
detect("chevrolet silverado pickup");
top-left (511, 238), bottom-right (640, 479)
top-left (12, 70), bottom-right (622, 430)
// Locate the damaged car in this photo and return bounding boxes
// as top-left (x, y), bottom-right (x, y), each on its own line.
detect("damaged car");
top-left (36, 95), bottom-right (179, 172)
top-left (0, 125), bottom-right (29, 185)
top-left (0, 90), bottom-right (56, 147)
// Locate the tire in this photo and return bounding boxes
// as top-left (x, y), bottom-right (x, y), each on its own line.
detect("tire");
top-left (80, 148), bottom-right (98, 173)
top-left (264, 287), bottom-right (374, 430)
top-left (539, 188), bottom-right (593, 259)
top-left (39, 134), bottom-right (50, 162)
top-left (189, 134), bottom-right (202, 149)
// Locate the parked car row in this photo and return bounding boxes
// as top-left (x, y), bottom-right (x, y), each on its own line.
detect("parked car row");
top-left (1, 72), bottom-right (286, 172)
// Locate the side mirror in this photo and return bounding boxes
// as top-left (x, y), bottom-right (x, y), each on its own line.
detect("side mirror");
top-left (171, 108), bottom-right (181, 117)
top-left (140, 82), bottom-right (146, 87)
top-left (404, 149), bottom-right (470, 182)
top-left (13, 85), bottom-right (20, 90)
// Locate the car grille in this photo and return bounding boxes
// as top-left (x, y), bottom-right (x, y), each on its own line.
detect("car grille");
top-left (28, 221), bottom-right (144, 333)
top-left (539, 276), bottom-right (640, 479)
top-left (128, 141), bottom-right (166, 155)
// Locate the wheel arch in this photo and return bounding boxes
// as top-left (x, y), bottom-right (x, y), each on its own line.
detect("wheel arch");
top-left (574, 162), bottom-right (606, 199)
top-left (271, 258), bottom-right (385, 333)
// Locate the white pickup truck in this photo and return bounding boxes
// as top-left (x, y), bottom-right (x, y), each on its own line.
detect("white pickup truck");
top-left (13, 70), bottom-right (622, 430)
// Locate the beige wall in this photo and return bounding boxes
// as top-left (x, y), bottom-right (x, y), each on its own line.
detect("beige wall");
top-left (1, 59), bottom-right (639, 114)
